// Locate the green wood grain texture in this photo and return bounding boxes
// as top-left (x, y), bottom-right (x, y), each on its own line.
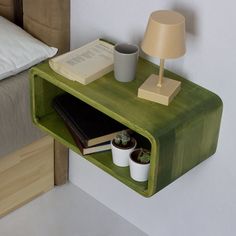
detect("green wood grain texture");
top-left (30, 58), bottom-right (223, 197)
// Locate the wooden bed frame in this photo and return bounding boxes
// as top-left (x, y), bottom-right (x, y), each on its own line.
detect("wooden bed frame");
top-left (0, 0), bottom-right (70, 217)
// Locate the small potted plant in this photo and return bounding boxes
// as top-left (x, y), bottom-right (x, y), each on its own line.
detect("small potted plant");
top-left (111, 130), bottom-right (137, 167)
top-left (129, 148), bottom-right (151, 182)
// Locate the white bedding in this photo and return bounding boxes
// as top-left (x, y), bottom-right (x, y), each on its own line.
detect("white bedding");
top-left (0, 16), bottom-right (57, 81)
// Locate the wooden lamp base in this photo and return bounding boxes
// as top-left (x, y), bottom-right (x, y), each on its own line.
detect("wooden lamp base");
top-left (138, 74), bottom-right (181, 105)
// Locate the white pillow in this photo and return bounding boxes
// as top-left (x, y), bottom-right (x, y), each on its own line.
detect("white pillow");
top-left (0, 16), bottom-right (58, 80)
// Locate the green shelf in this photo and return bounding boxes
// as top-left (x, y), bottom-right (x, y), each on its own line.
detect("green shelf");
top-left (30, 58), bottom-right (223, 197)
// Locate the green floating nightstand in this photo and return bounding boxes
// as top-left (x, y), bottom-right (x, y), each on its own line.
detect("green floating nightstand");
top-left (30, 58), bottom-right (223, 197)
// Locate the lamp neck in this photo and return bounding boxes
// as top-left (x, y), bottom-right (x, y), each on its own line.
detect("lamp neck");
top-left (157, 58), bottom-right (165, 87)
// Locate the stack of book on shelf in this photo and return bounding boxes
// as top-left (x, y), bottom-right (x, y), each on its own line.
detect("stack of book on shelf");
top-left (52, 93), bottom-right (127, 155)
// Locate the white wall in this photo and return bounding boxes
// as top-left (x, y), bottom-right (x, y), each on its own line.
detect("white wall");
top-left (70, 1), bottom-right (236, 235)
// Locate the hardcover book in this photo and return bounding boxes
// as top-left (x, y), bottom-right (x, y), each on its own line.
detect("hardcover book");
top-left (65, 123), bottom-right (111, 155)
top-left (52, 93), bottom-right (127, 147)
top-left (49, 39), bottom-right (114, 85)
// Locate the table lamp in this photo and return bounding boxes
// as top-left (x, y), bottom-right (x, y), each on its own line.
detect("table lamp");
top-left (138, 10), bottom-right (186, 105)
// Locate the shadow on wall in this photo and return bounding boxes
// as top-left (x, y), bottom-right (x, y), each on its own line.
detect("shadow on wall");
top-left (166, 3), bottom-right (199, 79)
top-left (171, 3), bottom-right (198, 36)
top-left (102, 31), bottom-right (143, 50)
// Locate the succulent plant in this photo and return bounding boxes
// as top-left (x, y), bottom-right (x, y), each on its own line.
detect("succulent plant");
top-left (114, 130), bottom-right (131, 147)
top-left (137, 149), bottom-right (150, 164)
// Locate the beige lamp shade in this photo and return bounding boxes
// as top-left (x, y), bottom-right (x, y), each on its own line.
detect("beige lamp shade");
top-left (141, 10), bottom-right (186, 59)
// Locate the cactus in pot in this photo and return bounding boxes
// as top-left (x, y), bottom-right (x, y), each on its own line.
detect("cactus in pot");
top-left (113, 130), bottom-right (131, 148)
top-left (111, 130), bottom-right (137, 167)
top-left (137, 149), bottom-right (150, 164)
top-left (129, 148), bottom-right (151, 182)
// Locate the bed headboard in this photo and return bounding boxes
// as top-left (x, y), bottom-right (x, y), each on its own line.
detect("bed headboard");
top-left (0, 0), bottom-right (70, 54)
top-left (0, 0), bottom-right (14, 21)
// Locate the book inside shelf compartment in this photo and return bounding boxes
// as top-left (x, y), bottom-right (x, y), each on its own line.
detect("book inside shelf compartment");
top-left (34, 77), bottom-right (152, 195)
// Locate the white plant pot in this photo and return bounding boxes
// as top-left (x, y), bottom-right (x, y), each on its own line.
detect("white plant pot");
top-left (111, 138), bottom-right (137, 167)
top-left (129, 149), bottom-right (150, 182)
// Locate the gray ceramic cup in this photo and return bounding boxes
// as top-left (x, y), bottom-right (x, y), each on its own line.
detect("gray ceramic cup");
top-left (114, 43), bottom-right (139, 82)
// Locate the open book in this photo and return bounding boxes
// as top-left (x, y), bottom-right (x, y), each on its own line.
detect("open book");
top-left (49, 39), bottom-right (114, 85)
